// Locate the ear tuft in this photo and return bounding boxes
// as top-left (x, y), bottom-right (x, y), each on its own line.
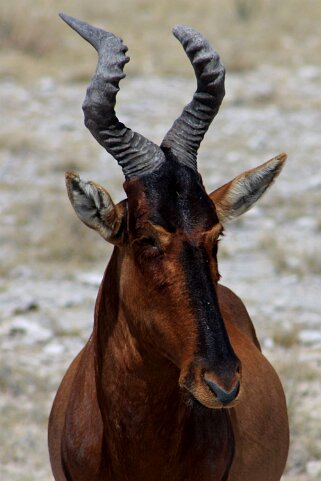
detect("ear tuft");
top-left (211, 153), bottom-right (287, 223)
top-left (65, 172), bottom-right (121, 241)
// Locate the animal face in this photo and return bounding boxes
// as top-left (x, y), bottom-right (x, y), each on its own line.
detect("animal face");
top-left (119, 160), bottom-right (240, 408)
top-left (66, 153), bottom-right (286, 408)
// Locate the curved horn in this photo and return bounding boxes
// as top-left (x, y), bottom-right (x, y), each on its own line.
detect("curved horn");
top-left (59, 13), bottom-right (165, 179)
top-left (161, 25), bottom-right (225, 171)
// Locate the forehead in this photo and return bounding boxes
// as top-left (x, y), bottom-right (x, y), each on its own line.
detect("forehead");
top-left (125, 158), bottom-right (219, 233)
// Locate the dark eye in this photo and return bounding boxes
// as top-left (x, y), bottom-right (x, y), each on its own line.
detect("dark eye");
top-left (133, 236), bottom-right (163, 259)
top-left (212, 242), bottom-right (218, 257)
top-left (212, 231), bottom-right (223, 257)
top-left (135, 236), bottom-right (157, 248)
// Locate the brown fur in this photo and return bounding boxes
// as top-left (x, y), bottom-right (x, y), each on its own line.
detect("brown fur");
top-left (49, 244), bottom-right (289, 481)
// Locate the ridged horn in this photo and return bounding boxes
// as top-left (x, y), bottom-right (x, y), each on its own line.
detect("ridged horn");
top-left (161, 25), bottom-right (225, 171)
top-left (59, 13), bottom-right (165, 179)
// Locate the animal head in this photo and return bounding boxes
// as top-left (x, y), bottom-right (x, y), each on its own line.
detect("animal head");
top-left (61, 14), bottom-right (287, 409)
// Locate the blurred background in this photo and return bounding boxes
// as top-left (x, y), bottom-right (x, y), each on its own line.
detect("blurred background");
top-left (0, 1), bottom-right (320, 480)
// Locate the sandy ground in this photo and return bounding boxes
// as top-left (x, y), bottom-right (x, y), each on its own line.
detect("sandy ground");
top-left (0, 64), bottom-right (321, 480)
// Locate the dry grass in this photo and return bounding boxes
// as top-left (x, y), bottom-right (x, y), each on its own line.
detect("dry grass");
top-left (272, 325), bottom-right (300, 349)
top-left (0, 190), bottom-right (112, 277)
top-left (0, 0), bottom-right (320, 81)
top-left (0, 129), bottom-right (43, 155)
top-left (269, 350), bottom-right (321, 476)
top-left (257, 230), bottom-right (321, 278)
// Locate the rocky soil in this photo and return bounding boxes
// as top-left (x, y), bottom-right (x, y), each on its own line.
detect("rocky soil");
top-left (0, 65), bottom-right (320, 480)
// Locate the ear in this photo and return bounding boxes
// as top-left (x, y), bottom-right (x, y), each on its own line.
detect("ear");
top-left (65, 172), bottom-right (126, 243)
top-left (210, 153), bottom-right (287, 223)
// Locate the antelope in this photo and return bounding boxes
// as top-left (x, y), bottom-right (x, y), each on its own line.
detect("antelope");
top-left (49, 14), bottom-right (289, 481)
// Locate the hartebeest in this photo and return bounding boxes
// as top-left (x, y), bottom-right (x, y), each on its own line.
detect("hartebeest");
top-left (49, 14), bottom-right (289, 481)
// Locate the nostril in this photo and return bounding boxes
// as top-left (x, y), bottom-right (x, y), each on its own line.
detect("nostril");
top-left (204, 378), bottom-right (240, 405)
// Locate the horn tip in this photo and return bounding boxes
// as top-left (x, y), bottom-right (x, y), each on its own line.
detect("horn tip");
top-left (59, 12), bottom-right (86, 33)
top-left (59, 12), bottom-right (76, 26)
top-left (172, 24), bottom-right (194, 40)
top-left (58, 12), bottom-right (102, 50)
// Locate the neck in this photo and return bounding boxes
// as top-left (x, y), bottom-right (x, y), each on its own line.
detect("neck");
top-left (92, 248), bottom-right (234, 481)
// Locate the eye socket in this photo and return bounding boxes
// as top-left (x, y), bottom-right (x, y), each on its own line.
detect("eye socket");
top-left (133, 236), bottom-right (163, 259)
top-left (212, 242), bottom-right (218, 257)
top-left (211, 231), bottom-right (224, 257)
top-left (134, 236), bottom-right (157, 248)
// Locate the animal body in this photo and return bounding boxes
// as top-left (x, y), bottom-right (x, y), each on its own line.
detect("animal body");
top-left (49, 14), bottom-right (289, 481)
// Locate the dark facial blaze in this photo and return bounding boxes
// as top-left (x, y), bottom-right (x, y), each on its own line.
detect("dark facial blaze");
top-left (123, 155), bottom-right (241, 409)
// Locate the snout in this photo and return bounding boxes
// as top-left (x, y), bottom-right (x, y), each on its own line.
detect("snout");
top-left (204, 374), bottom-right (240, 406)
top-left (179, 362), bottom-right (242, 409)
